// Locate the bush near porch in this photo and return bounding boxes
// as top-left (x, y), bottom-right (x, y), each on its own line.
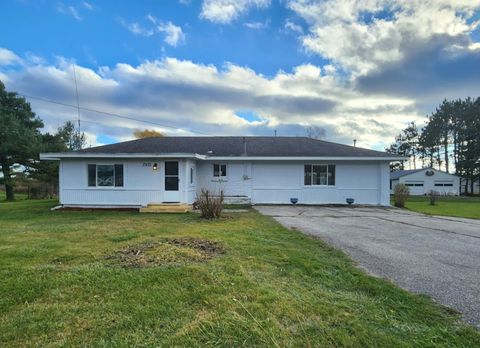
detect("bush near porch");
top-left (0, 195), bottom-right (479, 346)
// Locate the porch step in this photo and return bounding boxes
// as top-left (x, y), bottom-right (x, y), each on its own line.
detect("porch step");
top-left (139, 203), bottom-right (191, 213)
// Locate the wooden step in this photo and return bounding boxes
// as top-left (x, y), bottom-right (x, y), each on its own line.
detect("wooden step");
top-left (139, 203), bottom-right (191, 213)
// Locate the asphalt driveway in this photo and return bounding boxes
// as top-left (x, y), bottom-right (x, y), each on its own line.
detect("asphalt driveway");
top-left (255, 205), bottom-right (480, 328)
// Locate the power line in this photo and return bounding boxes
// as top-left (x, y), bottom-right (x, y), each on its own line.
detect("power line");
top-left (16, 92), bottom-right (210, 135)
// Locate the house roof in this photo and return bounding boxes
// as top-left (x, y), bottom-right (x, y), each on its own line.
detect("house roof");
top-left (70, 136), bottom-right (400, 159)
top-left (390, 169), bottom-right (424, 180)
top-left (391, 168), bottom-right (461, 180)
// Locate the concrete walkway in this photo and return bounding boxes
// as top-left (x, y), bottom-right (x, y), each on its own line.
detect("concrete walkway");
top-left (256, 205), bottom-right (480, 328)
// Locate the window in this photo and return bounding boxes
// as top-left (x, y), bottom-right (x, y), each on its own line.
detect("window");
top-left (87, 164), bottom-right (124, 187)
top-left (213, 163), bottom-right (227, 177)
top-left (405, 181), bottom-right (423, 187)
top-left (304, 164), bottom-right (335, 186)
top-left (190, 167), bottom-right (194, 184)
top-left (435, 181), bottom-right (453, 187)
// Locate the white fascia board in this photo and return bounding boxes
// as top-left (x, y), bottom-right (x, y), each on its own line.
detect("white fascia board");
top-left (202, 156), bottom-right (407, 161)
top-left (39, 153), bottom-right (207, 160)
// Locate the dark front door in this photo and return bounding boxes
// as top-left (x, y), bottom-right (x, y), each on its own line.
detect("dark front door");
top-left (164, 161), bottom-right (180, 202)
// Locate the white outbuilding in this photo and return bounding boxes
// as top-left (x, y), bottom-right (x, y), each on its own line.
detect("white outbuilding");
top-left (390, 168), bottom-right (460, 196)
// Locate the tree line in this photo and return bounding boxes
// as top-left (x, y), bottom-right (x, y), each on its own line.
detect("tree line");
top-left (0, 81), bottom-right (86, 200)
top-left (387, 98), bottom-right (480, 194)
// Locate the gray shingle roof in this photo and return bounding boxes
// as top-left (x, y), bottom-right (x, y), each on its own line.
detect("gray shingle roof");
top-left (76, 136), bottom-right (399, 158)
top-left (390, 169), bottom-right (424, 180)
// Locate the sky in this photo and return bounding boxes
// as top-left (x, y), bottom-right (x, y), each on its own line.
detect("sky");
top-left (1, 0), bottom-right (480, 150)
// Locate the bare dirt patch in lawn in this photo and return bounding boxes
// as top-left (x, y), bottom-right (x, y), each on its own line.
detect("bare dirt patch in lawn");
top-left (106, 238), bottom-right (225, 268)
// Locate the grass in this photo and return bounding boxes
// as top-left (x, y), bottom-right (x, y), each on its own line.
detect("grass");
top-left (395, 195), bottom-right (480, 219)
top-left (1, 196), bottom-right (479, 346)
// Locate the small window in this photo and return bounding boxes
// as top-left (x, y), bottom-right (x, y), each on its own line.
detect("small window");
top-left (87, 164), bottom-right (124, 187)
top-left (304, 164), bottom-right (335, 186)
top-left (213, 163), bottom-right (227, 177)
top-left (88, 164), bottom-right (96, 187)
top-left (190, 167), bottom-right (194, 184)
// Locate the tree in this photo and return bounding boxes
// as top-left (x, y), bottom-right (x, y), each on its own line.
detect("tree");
top-left (0, 81), bottom-right (43, 200)
top-left (305, 126), bottom-right (326, 140)
top-left (57, 121), bottom-right (86, 150)
top-left (133, 129), bottom-right (165, 139)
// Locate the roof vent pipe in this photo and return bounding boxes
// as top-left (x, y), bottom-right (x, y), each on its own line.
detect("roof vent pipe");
top-left (353, 139), bottom-right (357, 147)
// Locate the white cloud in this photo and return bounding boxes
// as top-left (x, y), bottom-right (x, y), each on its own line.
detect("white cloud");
top-left (244, 20), bottom-right (269, 30)
top-left (155, 21), bottom-right (186, 46)
top-left (122, 16), bottom-right (185, 46)
top-left (82, 1), bottom-right (93, 10)
top-left (120, 19), bottom-right (154, 37)
top-left (57, 3), bottom-right (82, 21)
top-left (284, 19), bottom-right (303, 34)
top-left (200, 0), bottom-right (271, 24)
top-left (0, 48), bottom-right (22, 66)
top-left (0, 47), bottom-right (424, 149)
top-left (288, 0), bottom-right (480, 75)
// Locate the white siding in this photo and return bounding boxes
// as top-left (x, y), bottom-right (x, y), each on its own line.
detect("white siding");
top-left (196, 160), bottom-right (390, 205)
top-left (60, 159), bottom-right (186, 206)
top-left (60, 158), bottom-right (392, 206)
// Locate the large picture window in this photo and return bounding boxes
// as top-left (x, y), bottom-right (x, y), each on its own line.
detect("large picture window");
top-left (213, 163), bottom-right (227, 177)
top-left (88, 164), bottom-right (124, 187)
top-left (304, 164), bottom-right (335, 186)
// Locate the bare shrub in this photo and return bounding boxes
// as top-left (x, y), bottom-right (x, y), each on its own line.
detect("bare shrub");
top-left (394, 184), bottom-right (410, 208)
top-left (429, 190), bottom-right (439, 205)
top-left (196, 189), bottom-right (224, 219)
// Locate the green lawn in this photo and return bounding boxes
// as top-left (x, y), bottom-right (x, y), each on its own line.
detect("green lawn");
top-left (1, 197), bottom-right (479, 347)
top-left (396, 195), bottom-right (480, 219)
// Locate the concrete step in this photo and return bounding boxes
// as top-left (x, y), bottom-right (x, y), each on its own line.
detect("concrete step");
top-left (139, 203), bottom-right (191, 213)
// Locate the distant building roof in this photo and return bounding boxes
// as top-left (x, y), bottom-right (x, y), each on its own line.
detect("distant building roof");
top-left (390, 169), bottom-right (424, 180)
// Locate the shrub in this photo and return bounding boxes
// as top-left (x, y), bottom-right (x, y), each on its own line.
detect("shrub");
top-left (393, 184), bottom-right (409, 208)
top-left (196, 189), bottom-right (224, 219)
top-left (429, 190), bottom-right (439, 205)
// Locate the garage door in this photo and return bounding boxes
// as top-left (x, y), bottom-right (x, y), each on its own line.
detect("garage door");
top-left (405, 181), bottom-right (424, 195)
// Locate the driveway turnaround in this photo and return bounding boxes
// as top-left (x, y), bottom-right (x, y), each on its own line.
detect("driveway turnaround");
top-left (256, 205), bottom-right (480, 328)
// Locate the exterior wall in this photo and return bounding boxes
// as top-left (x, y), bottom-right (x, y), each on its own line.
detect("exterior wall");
top-left (196, 160), bottom-right (391, 205)
top-left (391, 169), bottom-right (460, 195)
top-left (60, 158), bottom-right (186, 206)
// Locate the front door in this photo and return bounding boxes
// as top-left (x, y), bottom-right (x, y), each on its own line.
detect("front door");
top-left (164, 161), bottom-right (180, 202)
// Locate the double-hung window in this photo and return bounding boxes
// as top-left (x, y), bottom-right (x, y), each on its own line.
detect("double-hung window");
top-left (88, 164), bottom-right (124, 187)
top-left (213, 164), bottom-right (227, 177)
top-left (304, 164), bottom-right (335, 186)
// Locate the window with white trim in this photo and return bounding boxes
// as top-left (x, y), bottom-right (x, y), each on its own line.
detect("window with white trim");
top-left (304, 164), bottom-right (335, 186)
top-left (434, 181), bottom-right (454, 187)
top-left (88, 164), bottom-right (124, 187)
top-left (213, 163), bottom-right (227, 177)
top-left (190, 167), bottom-right (194, 184)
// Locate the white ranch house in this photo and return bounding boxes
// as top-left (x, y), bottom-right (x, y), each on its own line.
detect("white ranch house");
top-left (40, 136), bottom-right (402, 208)
top-left (390, 168), bottom-right (460, 196)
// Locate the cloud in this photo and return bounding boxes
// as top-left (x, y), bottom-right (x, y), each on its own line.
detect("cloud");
top-left (0, 48), bottom-right (22, 66)
top-left (148, 16), bottom-right (186, 46)
top-left (243, 20), bottom-right (269, 30)
top-left (284, 19), bottom-right (303, 34)
top-left (288, 0), bottom-right (480, 76)
top-left (200, 0), bottom-right (271, 24)
top-left (0, 47), bottom-right (420, 149)
top-left (82, 1), bottom-right (93, 10)
top-left (57, 3), bottom-right (82, 21)
top-left (119, 19), bottom-right (154, 37)
top-left (121, 16), bottom-right (185, 46)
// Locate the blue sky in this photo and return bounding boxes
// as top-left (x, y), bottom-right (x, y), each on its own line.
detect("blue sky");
top-left (1, 0), bottom-right (323, 75)
top-left (1, 0), bottom-right (480, 151)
